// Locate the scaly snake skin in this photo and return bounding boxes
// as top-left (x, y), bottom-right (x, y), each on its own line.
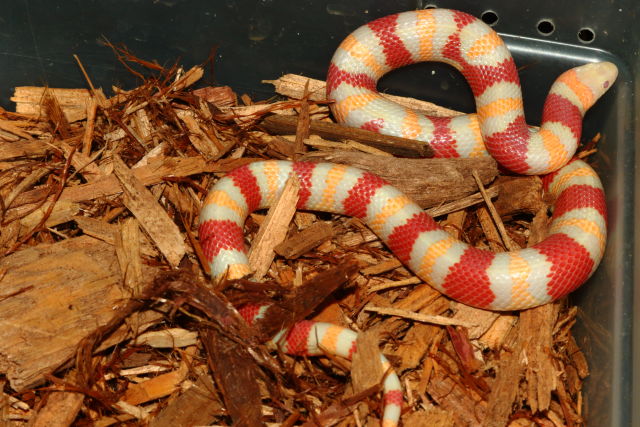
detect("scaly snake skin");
top-left (199, 9), bottom-right (616, 426)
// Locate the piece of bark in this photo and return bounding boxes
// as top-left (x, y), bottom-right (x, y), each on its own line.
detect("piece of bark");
top-left (302, 151), bottom-right (498, 208)
top-left (274, 221), bottom-right (334, 259)
top-left (8, 156), bottom-right (214, 210)
top-left (31, 371), bottom-right (84, 427)
top-left (483, 304), bottom-right (561, 426)
top-left (253, 262), bottom-right (359, 340)
top-left (0, 236), bottom-right (144, 391)
top-left (248, 175), bottom-right (300, 280)
top-left (262, 114), bottom-right (432, 158)
top-left (450, 303), bottom-right (500, 341)
top-left (426, 366), bottom-right (486, 426)
top-left (148, 368), bottom-right (223, 427)
top-left (201, 328), bottom-right (264, 427)
top-left (521, 304), bottom-right (560, 413)
top-left (351, 330), bottom-right (385, 395)
top-left (403, 407), bottom-right (455, 427)
top-left (265, 74), bottom-right (462, 118)
top-left (493, 175), bottom-right (545, 218)
top-left (113, 155), bottom-right (186, 267)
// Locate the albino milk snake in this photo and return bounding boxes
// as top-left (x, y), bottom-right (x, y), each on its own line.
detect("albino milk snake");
top-left (199, 9), bottom-right (616, 425)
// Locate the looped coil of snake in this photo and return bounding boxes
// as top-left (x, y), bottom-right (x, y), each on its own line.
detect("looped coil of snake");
top-left (199, 9), bottom-right (616, 425)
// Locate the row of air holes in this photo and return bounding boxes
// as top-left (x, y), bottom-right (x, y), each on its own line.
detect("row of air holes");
top-left (423, 5), bottom-right (596, 44)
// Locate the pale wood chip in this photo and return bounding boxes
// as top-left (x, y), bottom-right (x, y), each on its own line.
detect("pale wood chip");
top-left (265, 73), bottom-right (463, 117)
top-left (0, 237), bottom-right (137, 391)
top-left (12, 87), bottom-right (106, 122)
top-left (58, 156), bottom-right (212, 203)
top-left (134, 328), bottom-right (198, 348)
top-left (365, 305), bottom-right (476, 328)
top-left (274, 221), bottom-right (333, 259)
top-left (0, 140), bottom-right (52, 161)
top-left (122, 347), bottom-right (195, 406)
top-left (113, 155), bottom-right (186, 268)
top-left (19, 199), bottom-right (80, 230)
top-left (248, 175), bottom-right (300, 280)
top-left (115, 218), bottom-right (143, 296)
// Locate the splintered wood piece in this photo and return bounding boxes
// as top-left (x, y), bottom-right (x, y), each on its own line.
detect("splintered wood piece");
top-left (175, 109), bottom-right (233, 160)
top-left (262, 114), bottom-right (432, 158)
top-left (59, 140), bottom-right (104, 182)
top-left (426, 364), bottom-right (486, 426)
top-left (81, 96), bottom-right (98, 154)
top-left (0, 140), bottom-right (52, 161)
top-left (18, 199), bottom-right (80, 231)
top-left (265, 74), bottom-right (462, 117)
top-left (425, 188), bottom-right (499, 218)
top-left (40, 156), bottom-right (213, 204)
top-left (521, 304), bottom-right (560, 413)
top-left (248, 175), bottom-right (300, 280)
top-left (302, 151), bottom-right (498, 208)
top-left (364, 306), bottom-right (476, 328)
top-left (0, 236), bottom-right (135, 391)
top-left (148, 368), bottom-right (223, 427)
top-left (484, 303), bottom-right (561, 426)
top-left (12, 87), bottom-right (106, 122)
top-left (274, 221), bottom-right (334, 259)
top-left (0, 118), bottom-right (36, 140)
top-left (360, 258), bottom-right (402, 276)
top-left (168, 66), bottom-right (204, 93)
top-left (74, 216), bottom-right (158, 257)
top-left (113, 155), bottom-right (186, 267)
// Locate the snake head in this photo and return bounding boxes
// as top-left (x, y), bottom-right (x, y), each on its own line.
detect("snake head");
top-left (574, 61), bottom-right (619, 101)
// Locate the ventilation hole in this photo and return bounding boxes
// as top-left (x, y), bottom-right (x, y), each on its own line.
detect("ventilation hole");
top-left (480, 10), bottom-right (499, 26)
top-left (423, 3), bottom-right (438, 9)
top-left (578, 27), bottom-right (595, 43)
top-left (537, 19), bottom-right (555, 35)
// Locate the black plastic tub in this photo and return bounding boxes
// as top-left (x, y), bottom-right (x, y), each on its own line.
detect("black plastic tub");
top-left (1, 1), bottom-right (636, 425)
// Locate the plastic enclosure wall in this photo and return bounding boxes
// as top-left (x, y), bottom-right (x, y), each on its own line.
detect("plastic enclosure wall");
top-left (0, 1), bottom-right (637, 425)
